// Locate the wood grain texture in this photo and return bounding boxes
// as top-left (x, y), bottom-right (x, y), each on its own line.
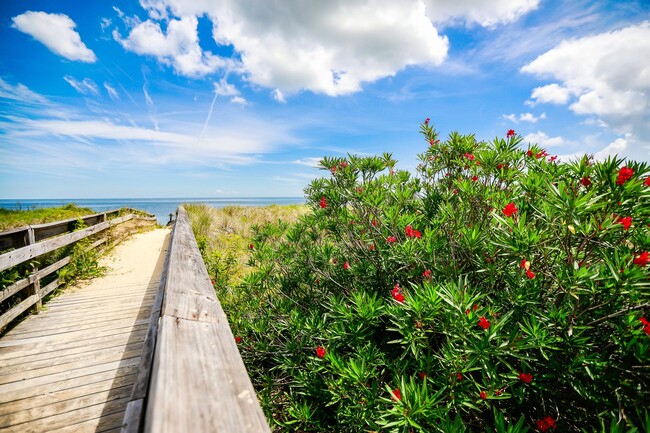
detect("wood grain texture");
top-left (140, 207), bottom-right (270, 433)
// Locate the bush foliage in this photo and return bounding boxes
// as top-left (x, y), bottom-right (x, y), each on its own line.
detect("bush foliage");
top-left (219, 124), bottom-right (649, 432)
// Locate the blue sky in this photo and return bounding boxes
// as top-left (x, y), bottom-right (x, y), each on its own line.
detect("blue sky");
top-left (0, 0), bottom-right (648, 199)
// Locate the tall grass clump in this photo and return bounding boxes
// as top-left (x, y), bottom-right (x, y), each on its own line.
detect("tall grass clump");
top-left (219, 123), bottom-right (649, 432)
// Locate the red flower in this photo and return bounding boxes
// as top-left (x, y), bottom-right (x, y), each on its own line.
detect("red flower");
top-left (405, 225), bottom-right (422, 238)
top-left (211, 279), bottom-right (215, 286)
top-left (507, 129), bottom-right (515, 138)
top-left (369, 243), bottom-right (375, 251)
top-left (386, 236), bottom-right (397, 243)
top-left (249, 243), bottom-right (254, 250)
top-left (618, 216), bottom-right (632, 230)
top-left (419, 371), bottom-right (427, 381)
top-left (319, 196), bottom-right (327, 208)
top-left (644, 177), bottom-right (650, 187)
top-left (526, 269), bottom-right (536, 279)
top-left (579, 177), bottom-right (592, 187)
top-left (633, 251), bottom-right (649, 266)
top-left (497, 164), bottom-right (505, 170)
top-left (616, 166), bottom-right (634, 185)
top-left (464, 152), bottom-right (475, 161)
top-left (478, 316), bottom-right (490, 330)
top-left (371, 219), bottom-right (378, 227)
top-left (536, 416), bottom-right (556, 432)
top-left (472, 175), bottom-right (478, 182)
top-left (235, 336), bottom-right (242, 344)
top-left (518, 372), bottom-right (533, 383)
top-left (503, 202), bottom-right (518, 217)
top-left (330, 166), bottom-right (337, 174)
top-left (339, 161), bottom-right (348, 169)
top-left (480, 390), bottom-right (488, 400)
top-left (424, 118), bottom-right (430, 125)
top-left (344, 261), bottom-right (350, 270)
top-left (422, 269), bottom-right (432, 279)
top-left (315, 346), bottom-right (326, 358)
top-left (391, 284), bottom-right (405, 303)
top-left (456, 372), bottom-right (463, 381)
top-left (535, 150), bottom-right (548, 159)
top-left (392, 388), bottom-right (402, 401)
top-left (641, 318), bottom-right (650, 336)
top-left (495, 389), bottom-right (503, 396)
top-left (520, 259), bottom-right (529, 269)
top-left (527, 150), bottom-right (533, 157)
top-left (549, 155), bottom-right (558, 162)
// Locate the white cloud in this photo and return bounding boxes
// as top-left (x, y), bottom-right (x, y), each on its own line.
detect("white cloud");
top-left (213, 78), bottom-right (239, 97)
top-left (424, 0), bottom-right (539, 27)
top-left (293, 157), bottom-right (321, 167)
top-left (64, 76), bottom-right (100, 96)
top-left (271, 89), bottom-right (286, 103)
top-left (521, 22), bottom-right (650, 161)
top-left (230, 96), bottom-right (247, 105)
top-left (527, 83), bottom-right (573, 105)
top-left (113, 16), bottom-right (227, 77)
top-left (0, 78), bottom-right (47, 104)
top-left (11, 11), bottom-right (96, 62)
top-left (503, 112), bottom-right (546, 123)
top-left (104, 82), bottom-right (120, 100)
top-left (524, 131), bottom-right (566, 147)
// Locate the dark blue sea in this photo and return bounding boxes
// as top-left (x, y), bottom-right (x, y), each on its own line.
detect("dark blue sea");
top-left (0, 198), bottom-right (305, 225)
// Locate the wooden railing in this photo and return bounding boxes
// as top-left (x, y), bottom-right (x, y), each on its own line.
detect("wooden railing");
top-left (0, 209), bottom-right (156, 332)
top-left (122, 206), bottom-right (270, 433)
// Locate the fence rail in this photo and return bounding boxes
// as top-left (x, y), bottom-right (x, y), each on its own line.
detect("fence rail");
top-left (121, 206), bottom-right (270, 433)
top-left (0, 208), bottom-right (156, 332)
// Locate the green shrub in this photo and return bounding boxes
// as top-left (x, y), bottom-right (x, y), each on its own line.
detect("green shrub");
top-left (225, 124), bottom-right (649, 432)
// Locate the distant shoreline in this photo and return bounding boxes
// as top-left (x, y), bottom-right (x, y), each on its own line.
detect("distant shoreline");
top-left (0, 197), bottom-right (305, 226)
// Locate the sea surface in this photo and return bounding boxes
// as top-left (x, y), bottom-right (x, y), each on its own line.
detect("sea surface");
top-left (0, 197), bottom-right (306, 225)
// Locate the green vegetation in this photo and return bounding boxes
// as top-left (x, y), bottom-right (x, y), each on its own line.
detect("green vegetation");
top-left (191, 124), bottom-right (649, 432)
top-left (0, 204), bottom-right (96, 230)
top-left (184, 203), bottom-right (307, 289)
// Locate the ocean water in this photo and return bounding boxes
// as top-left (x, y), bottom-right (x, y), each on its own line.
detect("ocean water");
top-left (0, 197), bottom-right (305, 225)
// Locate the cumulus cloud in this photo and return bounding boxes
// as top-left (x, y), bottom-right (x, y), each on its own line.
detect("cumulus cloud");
top-left (527, 83), bottom-right (573, 105)
top-left (503, 112), bottom-right (546, 123)
top-left (112, 0), bottom-right (537, 96)
top-left (64, 76), bottom-right (100, 96)
top-left (424, 0), bottom-right (539, 27)
top-left (113, 16), bottom-right (227, 77)
top-left (524, 131), bottom-right (566, 147)
top-left (521, 22), bottom-right (650, 160)
top-left (11, 11), bottom-right (96, 62)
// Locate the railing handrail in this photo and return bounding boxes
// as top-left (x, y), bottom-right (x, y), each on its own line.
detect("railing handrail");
top-left (121, 206), bottom-right (270, 433)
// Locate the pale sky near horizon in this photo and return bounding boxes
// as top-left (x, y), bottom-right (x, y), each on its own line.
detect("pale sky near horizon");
top-left (1, 0), bottom-right (649, 199)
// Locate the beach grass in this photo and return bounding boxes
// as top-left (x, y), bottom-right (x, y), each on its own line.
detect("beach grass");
top-left (0, 204), bottom-right (96, 231)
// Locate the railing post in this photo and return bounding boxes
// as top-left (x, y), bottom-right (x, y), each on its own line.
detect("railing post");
top-left (26, 227), bottom-right (42, 311)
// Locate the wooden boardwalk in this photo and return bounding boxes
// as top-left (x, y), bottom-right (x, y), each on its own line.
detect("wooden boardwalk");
top-left (0, 228), bottom-right (170, 433)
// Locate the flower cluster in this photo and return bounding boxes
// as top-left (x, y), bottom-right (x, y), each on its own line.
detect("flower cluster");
top-left (616, 166), bottom-right (634, 185)
top-left (405, 225), bottom-right (422, 238)
top-left (503, 202), bottom-right (518, 217)
top-left (640, 317), bottom-right (650, 336)
top-left (319, 196), bottom-right (327, 209)
top-left (391, 283), bottom-right (405, 303)
top-left (478, 316), bottom-right (490, 330)
top-left (518, 372), bottom-right (533, 383)
top-left (536, 416), bottom-right (556, 432)
top-left (315, 346), bottom-right (326, 358)
top-left (634, 251), bottom-right (649, 267)
top-left (506, 129), bottom-right (516, 138)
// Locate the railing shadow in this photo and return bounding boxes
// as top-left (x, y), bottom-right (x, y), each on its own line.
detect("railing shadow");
top-left (95, 230), bottom-right (170, 432)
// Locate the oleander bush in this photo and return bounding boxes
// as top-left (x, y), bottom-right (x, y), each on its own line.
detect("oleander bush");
top-left (224, 123), bottom-right (650, 432)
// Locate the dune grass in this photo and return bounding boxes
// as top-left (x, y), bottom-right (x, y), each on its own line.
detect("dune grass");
top-left (183, 203), bottom-right (308, 287)
top-left (0, 204), bottom-right (97, 231)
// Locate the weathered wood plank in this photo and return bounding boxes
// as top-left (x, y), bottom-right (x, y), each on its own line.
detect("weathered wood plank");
top-left (144, 316), bottom-right (270, 433)
top-left (0, 294), bottom-right (39, 331)
top-left (120, 399), bottom-right (144, 433)
top-left (161, 208), bottom-right (224, 322)
top-left (0, 278), bottom-right (29, 304)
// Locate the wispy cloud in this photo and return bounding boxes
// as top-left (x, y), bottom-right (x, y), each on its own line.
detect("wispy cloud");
top-left (64, 76), bottom-right (100, 96)
top-left (104, 82), bottom-right (120, 100)
top-left (142, 69), bottom-right (158, 131)
top-left (0, 78), bottom-right (48, 104)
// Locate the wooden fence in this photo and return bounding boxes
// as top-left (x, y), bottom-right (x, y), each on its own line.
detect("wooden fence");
top-left (121, 206), bottom-right (270, 433)
top-left (0, 209), bottom-right (156, 332)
